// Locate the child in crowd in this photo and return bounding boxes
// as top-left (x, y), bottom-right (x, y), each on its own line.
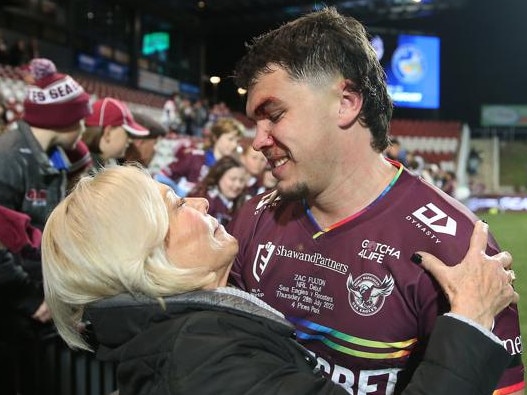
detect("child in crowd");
top-left (82, 97), bottom-right (149, 173)
top-left (124, 111), bottom-right (168, 169)
top-left (188, 156), bottom-right (248, 226)
top-left (239, 143), bottom-right (268, 199)
top-left (155, 117), bottom-right (245, 196)
top-left (259, 164), bottom-right (279, 194)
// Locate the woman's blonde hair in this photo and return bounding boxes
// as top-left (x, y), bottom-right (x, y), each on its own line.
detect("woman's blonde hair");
top-left (42, 164), bottom-right (215, 351)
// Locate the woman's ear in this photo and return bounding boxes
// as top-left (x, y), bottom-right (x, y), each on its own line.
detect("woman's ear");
top-left (337, 79), bottom-right (363, 128)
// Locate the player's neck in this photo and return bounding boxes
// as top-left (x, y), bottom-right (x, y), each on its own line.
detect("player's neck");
top-left (307, 156), bottom-right (400, 229)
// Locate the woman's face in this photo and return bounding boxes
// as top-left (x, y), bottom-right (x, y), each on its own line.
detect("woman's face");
top-left (158, 183), bottom-right (238, 272)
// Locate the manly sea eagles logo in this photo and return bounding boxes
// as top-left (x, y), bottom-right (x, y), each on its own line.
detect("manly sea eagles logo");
top-left (347, 273), bottom-right (395, 316)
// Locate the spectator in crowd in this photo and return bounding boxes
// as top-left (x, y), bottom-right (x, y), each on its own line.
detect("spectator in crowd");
top-left (228, 7), bottom-right (524, 394)
top-left (439, 169), bottom-right (458, 197)
top-left (405, 151), bottom-right (426, 175)
top-left (41, 165), bottom-right (516, 395)
top-left (180, 97), bottom-right (195, 136)
top-left (161, 90), bottom-right (183, 132)
top-left (207, 101), bottom-right (233, 124)
top-left (420, 162), bottom-right (440, 186)
top-left (124, 111), bottom-right (168, 168)
top-left (188, 155), bottom-right (248, 226)
top-left (467, 147), bottom-right (483, 176)
top-left (384, 136), bottom-right (408, 166)
top-left (239, 143), bottom-right (268, 199)
top-left (259, 164), bottom-right (279, 194)
top-left (0, 57), bottom-right (91, 395)
top-left (192, 98), bottom-right (209, 137)
top-left (155, 117), bottom-right (245, 197)
top-left (81, 97), bottom-right (149, 173)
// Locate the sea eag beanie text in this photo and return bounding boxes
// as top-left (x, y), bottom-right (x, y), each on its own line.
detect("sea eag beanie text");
top-left (23, 58), bottom-right (91, 129)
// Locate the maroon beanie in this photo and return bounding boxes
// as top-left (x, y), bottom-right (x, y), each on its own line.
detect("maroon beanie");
top-left (23, 58), bottom-right (91, 130)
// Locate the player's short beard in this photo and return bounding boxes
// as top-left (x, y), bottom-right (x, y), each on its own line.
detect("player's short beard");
top-left (277, 180), bottom-right (309, 201)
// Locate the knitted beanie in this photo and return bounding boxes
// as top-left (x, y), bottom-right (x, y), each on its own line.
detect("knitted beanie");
top-left (23, 58), bottom-right (91, 129)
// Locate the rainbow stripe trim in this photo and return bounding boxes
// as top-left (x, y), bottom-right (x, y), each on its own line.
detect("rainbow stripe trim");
top-left (492, 382), bottom-right (525, 395)
top-left (288, 316), bottom-right (416, 360)
top-left (305, 162), bottom-right (404, 239)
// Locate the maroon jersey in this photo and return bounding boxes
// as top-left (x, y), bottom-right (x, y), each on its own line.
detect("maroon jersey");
top-left (228, 167), bottom-right (524, 395)
top-left (159, 147), bottom-right (211, 196)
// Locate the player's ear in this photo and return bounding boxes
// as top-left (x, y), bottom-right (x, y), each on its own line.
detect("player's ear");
top-left (337, 79), bottom-right (363, 128)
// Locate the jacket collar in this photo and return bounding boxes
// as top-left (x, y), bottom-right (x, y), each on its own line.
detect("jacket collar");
top-left (17, 120), bottom-right (60, 174)
top-left (84, 288), bottom-right (294, 350)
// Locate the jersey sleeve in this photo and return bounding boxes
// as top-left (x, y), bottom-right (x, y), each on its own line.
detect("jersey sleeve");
top-left (414, 225), bottom-right (524, 394)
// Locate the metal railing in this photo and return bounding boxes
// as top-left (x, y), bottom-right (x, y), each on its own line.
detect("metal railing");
top-left (6, 330), bottom-right (117, 395)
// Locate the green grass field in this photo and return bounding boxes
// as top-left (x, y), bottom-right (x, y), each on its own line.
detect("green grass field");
top-left (499, 141), bottom-right (527, 192)
top-left (479, 211), bottom-right (527, 369)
